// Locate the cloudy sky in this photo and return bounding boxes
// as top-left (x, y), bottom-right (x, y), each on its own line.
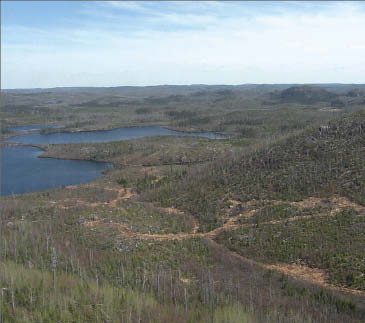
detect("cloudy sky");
top-left (2, 1), bottom-right (365, 88)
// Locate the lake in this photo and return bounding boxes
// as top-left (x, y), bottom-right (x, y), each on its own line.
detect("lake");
top-left (5, 125), bottom-right (226, 145)
top-left (2, 125), bottom-right (225, 196)
top-left (1, 146), bottom-right (112, 196)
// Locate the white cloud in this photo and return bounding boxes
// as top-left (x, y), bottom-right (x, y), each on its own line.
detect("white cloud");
top-left (2, 1), bottom-right (365, 88)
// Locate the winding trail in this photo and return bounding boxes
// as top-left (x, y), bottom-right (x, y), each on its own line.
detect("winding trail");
top-left (53, 186), bottom-right (365, 296)
top-left (55, 186), bottom-right (365, 242)
top-left (64, 186), bottom-right (365, 242)
top-left (205, 238), bottom-right (365, 297)
top-left (99, 194), bottom-right (364, 242)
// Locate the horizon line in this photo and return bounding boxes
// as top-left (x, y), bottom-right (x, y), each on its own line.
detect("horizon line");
top-left (3, 82), bottom-right (365, 91)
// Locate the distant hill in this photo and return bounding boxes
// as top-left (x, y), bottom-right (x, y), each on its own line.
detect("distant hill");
top-left (346, 88), bottom-right (365, 98)
top-left (273, 86), bottom-right (339, 104)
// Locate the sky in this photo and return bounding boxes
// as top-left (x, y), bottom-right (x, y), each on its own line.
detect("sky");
top-left (1, 1), bottom-right (365, 89)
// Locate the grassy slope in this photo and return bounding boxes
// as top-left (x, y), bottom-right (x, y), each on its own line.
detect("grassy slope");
top-left (1, 261), bottom-right (255, 323)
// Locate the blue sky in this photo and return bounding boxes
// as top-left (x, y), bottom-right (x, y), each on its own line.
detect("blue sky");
top-left (2, 1), bottom-right (365, 88)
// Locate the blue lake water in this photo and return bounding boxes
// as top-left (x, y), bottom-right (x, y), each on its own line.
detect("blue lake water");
top-left (5, 126), bottom-right (225, 145)
top-left (2, 126), bottom-right (224, 196)
top-left (1, 146), bottom-right (112, 196)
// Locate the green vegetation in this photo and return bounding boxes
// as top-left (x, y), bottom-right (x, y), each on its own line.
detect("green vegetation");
top-left (1, 85), bottom-right (365, 322)
top-left (3, 84), bottom-right (364, 138)
top-left (103, 201), bottom-right (195, 234)
top-left (39, 136), bottom-right (237, 167)
top-left (237, 203), bottom-right (331, 225)
top-left (217, 208), bottom-right (365, 290)
top-left (0, 261), bottom-right (179, 323)
top-left (143, 110), bottom-right (365, 231)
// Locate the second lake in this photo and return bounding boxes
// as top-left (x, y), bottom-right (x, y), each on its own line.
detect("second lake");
top-left (5, 126), bottom-right (226, 145)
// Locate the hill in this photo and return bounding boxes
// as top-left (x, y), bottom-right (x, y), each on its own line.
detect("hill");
top-left (145, 110), bottom-right (364, 223)
top-left (272, 86), bottom-right (339, 104)
top-left (142, 110), bottom-right (365, 293)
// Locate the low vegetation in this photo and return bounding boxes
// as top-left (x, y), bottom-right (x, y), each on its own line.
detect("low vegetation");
top-left (1, 85), bottom-right (365, 322)
top-left (217, 208), bottom-right (365, 290)
top-left (143, 110), bottom-right (365, 230)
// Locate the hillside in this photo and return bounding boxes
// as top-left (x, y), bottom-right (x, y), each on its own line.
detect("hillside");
top-left (272, 86), bottom-right (339, 104)
top-left (142, 110), bottom-right (365, 293)
top-left (144, 110), bottom-right (364, 225)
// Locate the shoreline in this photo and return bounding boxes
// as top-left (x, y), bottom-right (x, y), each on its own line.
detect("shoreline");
top-left (3, 122), bottom-right (229, 138)
top-left (1, 123), bottom-right (229, 197)
top-left (2, 142), bottom-right (114, 167)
